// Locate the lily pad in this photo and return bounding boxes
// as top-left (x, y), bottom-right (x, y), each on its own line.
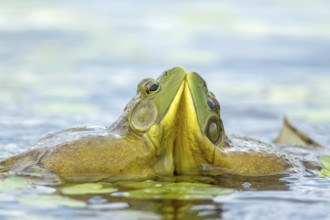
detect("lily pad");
top-left (319, 168), bottom-right (330, 177)
top-left (18, 194), bottom-right (86, 208)
top-left (61, 183), bottom-right (118, 195)
top-left (320, 156), bottom-right (330, 170)
top-left (115, 180), bottom-right (164, 189)
top-left (319, 155), bottom-right (330, 177)
top-left (112, 182), bottom-right (233, 200)
top-left (0, 176), bottom-right (33, 192)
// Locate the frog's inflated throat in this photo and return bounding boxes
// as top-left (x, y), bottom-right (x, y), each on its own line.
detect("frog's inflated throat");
top-left (0, 67), bottom-right (296, 183)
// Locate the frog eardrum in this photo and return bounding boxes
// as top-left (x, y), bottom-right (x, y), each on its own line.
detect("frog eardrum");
top-left (130, 100), bottom-right (158, 132)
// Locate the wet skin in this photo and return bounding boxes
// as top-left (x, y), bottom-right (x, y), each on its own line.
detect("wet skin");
top-left (0, 67), bottom-right (293, 182)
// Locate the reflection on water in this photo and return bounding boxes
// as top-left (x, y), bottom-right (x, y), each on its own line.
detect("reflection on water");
top-left (1, 174), bottom-right (329, 219)
top-left (0, 0), bottom-right (330, 219)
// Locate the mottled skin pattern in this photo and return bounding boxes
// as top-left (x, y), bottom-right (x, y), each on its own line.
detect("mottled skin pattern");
top-left (214, 135), bottom-right (293, 175)
top-left (42, 135), bottom-right (158, 181)
top-left (0, 67), bottom-right (307, 183)
top-left (1, 135), bottom-right (158, 182)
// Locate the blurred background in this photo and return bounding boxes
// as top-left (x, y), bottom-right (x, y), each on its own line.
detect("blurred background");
top-left (0, 0), bottom-right (330, 155)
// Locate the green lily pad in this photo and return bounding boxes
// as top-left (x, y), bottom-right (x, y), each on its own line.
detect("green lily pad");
top-left (115, 180), bottom-right (164, 189)
top-left (0, 176), bottom-right (33, 192)
top-left (320, 168), bottom-right (330, 177)
top-left (319, 156), bottom-right (330, 177)
top-left (18, 194), bottom-right (86, 208)
top-left (320, 156), bottom-right (330, 170)
top-left (61, 183), bottom-right (118, 195)
top-left (113, 182), bottom-right (233, 200)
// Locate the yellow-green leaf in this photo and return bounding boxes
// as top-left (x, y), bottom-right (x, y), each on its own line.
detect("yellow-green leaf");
top-left (61, 183), bottom-right (118, 195)
top-left (0, 177), bottom-right (33, 192)
top-left (320, 155), bottom-right (330, 170)
top-left (115, 180), bottom-right (163, 189)
top-left (320, 168), bottom-right (330, 177)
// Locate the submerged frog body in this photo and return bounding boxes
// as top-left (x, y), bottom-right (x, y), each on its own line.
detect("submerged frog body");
top-left (0, 69), bottom-right (187, 182)
top-left (0, 67), bottom-right (320, 183)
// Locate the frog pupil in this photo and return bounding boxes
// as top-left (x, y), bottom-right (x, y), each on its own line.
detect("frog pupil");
top-left (146, 83), bottom-right (159, 94)
top-left (149, 84), bottom-right (159, 92)
top-left (207, 99), bottom-right (215, 110)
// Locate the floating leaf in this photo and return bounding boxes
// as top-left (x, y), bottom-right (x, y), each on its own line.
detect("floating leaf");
top-left (112, 182), bottom-right (233, 200)
top-left (319, 168), bottom-right (330, 177)
top-left (319, 156), bottom-right (330, 177)
top-left (115, 180), bottom-right (164, 189)
top-left (18, 194), bottom-right (86, 208)
top-left (61, 183), bottom-right (117, 195)
top-left (0, 176), bottom-right (33, 192)
top-left (320, 156), bottom-right (330, 170)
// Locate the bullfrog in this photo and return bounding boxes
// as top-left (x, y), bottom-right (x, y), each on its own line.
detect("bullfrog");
top-left (0, 67), bottom-right (319, 183)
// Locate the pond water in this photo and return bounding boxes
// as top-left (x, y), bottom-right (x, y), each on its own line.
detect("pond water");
top-left (0, 0), bottom-right (330, 219)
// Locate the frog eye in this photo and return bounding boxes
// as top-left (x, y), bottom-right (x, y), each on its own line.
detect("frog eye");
top-left (207, 96), bottom-right (220, 114)
top-left (205, 116), bottom-right (223, 145)
top-left (207, 99), bottom-right (216, 110)
top-left (146, 82), bottom-right (160, 95)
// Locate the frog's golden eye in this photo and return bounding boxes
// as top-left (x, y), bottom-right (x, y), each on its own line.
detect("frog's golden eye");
top-left (146, 82), bottom-right (160, 95)
top-left (205, 116), bottom-right (223, 145)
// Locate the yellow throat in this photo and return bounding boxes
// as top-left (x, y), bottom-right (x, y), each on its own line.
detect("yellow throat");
top-left (146, 70), bottom-right (223, 175)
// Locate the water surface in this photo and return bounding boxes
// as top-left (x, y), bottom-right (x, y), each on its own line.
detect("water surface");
top-left (0, 1), bottom-right (330, 219)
